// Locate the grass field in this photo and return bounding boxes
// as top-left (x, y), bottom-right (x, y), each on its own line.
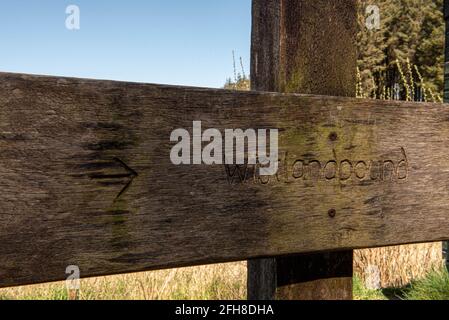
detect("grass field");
top-left (0, 262), bottom-right (447, 300)
top-left (0, 263), bottom-right (247, 300)
top-left (354, 268), bottom-right (449, 300)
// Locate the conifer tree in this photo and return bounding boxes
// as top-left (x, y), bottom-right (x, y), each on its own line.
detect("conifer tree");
top-left (357, 0), bottom-right (444, 99)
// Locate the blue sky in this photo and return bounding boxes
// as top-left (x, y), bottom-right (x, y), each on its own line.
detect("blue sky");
top-left (0, 1), bottom-right (251, 88)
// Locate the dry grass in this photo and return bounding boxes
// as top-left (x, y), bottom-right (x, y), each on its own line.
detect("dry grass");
top-left (0, 262), bottom-right (247, 300)
top-left (354, 243), bottom-right (444, 289)
top-left (1, 255), bottom-right (446, 300)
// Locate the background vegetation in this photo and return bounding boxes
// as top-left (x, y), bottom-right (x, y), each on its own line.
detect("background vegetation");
top-left (357, 0), bottom-right (444, 100)
top-left (1, 262), bottom-right (448, 300)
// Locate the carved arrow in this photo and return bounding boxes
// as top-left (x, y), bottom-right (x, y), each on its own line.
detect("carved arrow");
top-left (77, 157), bottom-right (139, 201)
top-left (112, 157), bottom-right (138, 201)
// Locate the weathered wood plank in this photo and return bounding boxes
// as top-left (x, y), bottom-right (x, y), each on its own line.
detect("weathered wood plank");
top-left (0, 72), bottom-right (449, 287)
top-left (444, 0), bottom-right (449, 267)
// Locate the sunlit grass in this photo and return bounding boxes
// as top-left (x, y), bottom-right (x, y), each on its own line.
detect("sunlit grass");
top-left (1, 263), bottom-right (447, 300)
top-left (0, 262), bottom-right (246, 300)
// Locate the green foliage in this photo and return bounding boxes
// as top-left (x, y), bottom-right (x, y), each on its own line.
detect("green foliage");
top-left (404, 269), bottom-right (449, 300)
top-left (224, 51), bottom-right (250, 91)
top-left (354, 269), bottom-right (449, 300)
top-left (224, 76), bottom-right (250, 91)
top-left (353, 277), bottom-right (388, 300)
top-left (357, 0), bottom-right (444, 99)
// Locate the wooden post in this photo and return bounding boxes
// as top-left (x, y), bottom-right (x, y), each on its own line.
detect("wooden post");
top-left (445, 0), bottom-right (449, 103)
top-left (444, 0), bottom-right (449, 267)
top-left (248, 0), bottom-right (357, 300)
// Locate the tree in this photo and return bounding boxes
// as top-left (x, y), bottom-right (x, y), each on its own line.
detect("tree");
top-left (224, 52), bottom-right (250, 91)
top-left (357, 0), bottom-right (444, 101)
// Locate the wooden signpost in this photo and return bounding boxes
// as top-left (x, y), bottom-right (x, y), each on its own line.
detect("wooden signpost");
top-left (0, 0), bottom-right (448, 300)
top-left (248, 0), bottom-right (356, 300)
top-left (1, 71), bottom-right (449, 289)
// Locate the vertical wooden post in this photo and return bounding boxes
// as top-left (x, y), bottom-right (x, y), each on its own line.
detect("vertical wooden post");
top-left (444, 0), bottom-right (449, 267)
top-left (248, 0), bottom-right (357, 300)
top-left (444, 0), bottom-right (449, 102)
top-left (445, 0), bottom-right (449, 103)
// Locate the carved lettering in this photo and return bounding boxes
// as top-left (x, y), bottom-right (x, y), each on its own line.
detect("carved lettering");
top-left (355, 161), bottom-right (368, 180)
top-left (225, 148), bottom-right (409, 185)
top-left (397, 147), bottom-right (409, 180)
top-left (324, 161), bottom-right (337, 180)
top-left (340, 160), bottom-right (353, 181)
top-left (292, 160), bottom-right (305, 179)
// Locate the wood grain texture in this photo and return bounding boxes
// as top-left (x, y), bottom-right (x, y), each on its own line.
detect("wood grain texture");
top-left (249, 0), bottom-right (356, 300)
top-left (275, 252), bottom-right (353, 300)
top-left (1, 72), bottom-right (449, 288)
top-left (251, 0), bottom-right (357, 96)
top-left (444, 0), bottom-right (449, 267)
